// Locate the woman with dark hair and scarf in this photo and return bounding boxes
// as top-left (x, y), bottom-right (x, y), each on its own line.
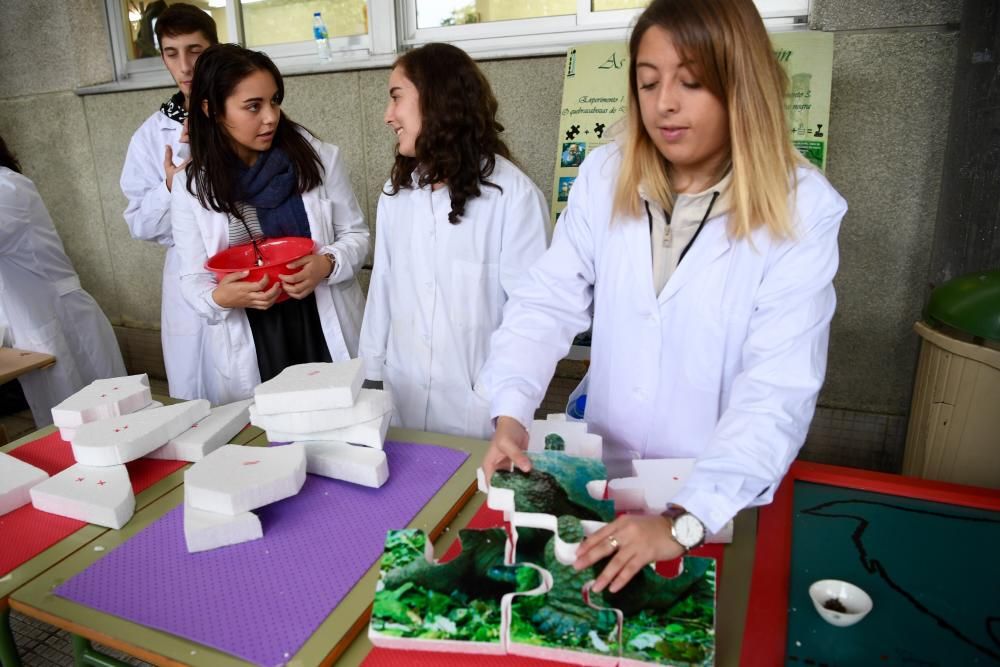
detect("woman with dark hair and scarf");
top-left (171, 44), bottom-right (369, 404)
top-left (359, 43), bottom-right (550, 440)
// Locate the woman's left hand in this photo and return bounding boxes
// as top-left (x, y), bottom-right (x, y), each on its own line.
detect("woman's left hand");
top-left (280, 254), bottom-right (334, 300)
top-left (574, 514), bottom-right (685, 593)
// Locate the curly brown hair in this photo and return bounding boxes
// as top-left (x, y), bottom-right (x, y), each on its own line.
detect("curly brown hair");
top-left (385, 43), bottom-right (512, 225)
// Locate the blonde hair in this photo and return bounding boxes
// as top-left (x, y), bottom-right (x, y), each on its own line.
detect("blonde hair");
top-left (613, 0), bottom-right (802, 239)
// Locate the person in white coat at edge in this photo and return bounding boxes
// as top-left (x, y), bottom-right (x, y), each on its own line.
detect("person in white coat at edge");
top-left (171, 45), bottom-right (369, 405)
top-left (120, 3), bottom-right (218, 400)
top-left (0, 137), bottom-right (126, 426)
top-left (359, 43), bottom-right (550, 441)
top-left (480, 0), bottom-right (847, 594)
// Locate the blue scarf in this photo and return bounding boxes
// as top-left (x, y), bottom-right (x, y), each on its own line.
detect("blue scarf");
top-left (237, 146), bottom-right (312, 239)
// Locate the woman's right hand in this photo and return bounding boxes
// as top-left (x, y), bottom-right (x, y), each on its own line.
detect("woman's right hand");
top-left (481, 416), bottom-right (532, 483)
top-left (212, 271), bottom-right (282, 310)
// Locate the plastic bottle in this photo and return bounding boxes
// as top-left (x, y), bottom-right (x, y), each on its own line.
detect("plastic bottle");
top-left (313, 12), bottom-right (331, 62)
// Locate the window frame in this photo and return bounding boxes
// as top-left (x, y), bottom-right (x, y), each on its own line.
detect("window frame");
top-left (95, 0), bottom-right (809, 93)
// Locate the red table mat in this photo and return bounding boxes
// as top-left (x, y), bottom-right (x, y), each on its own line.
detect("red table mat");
top-left (1, 430), bottom-right (186, 575)
top-left (362, 501), bottom-right (724, 666)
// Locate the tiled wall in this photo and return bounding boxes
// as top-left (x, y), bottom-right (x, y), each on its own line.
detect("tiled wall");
top-left (0, 0), bottom-right (964, 471)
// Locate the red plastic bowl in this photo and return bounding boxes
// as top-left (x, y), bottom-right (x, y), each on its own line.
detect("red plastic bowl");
top-left (205, 236), bottom-right (316, 304)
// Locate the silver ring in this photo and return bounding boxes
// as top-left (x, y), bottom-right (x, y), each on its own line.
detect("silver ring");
top-left (607, 535), bottom-right (620, 550)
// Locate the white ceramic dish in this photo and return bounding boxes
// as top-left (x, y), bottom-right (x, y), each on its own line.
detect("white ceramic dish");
top-left (808, 579), bottom-right (873, 627)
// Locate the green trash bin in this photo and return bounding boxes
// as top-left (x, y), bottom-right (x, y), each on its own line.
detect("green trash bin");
top-left (902, 271), bottom-right (1000, 488)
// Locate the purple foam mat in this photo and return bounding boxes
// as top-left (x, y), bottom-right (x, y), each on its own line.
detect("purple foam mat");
top-left (55, 441), bottom-right (469, 667)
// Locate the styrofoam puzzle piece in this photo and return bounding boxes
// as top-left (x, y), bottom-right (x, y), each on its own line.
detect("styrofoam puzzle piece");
top-left (59, 401), bottom-right (162, 441)
top-left (253, 359), bottom-right (364, 415)
top-left (71, 400), bottom-right (211, 467)
top-left (369, 527), bottom-right (535, 654)
top-left (607, 458), bottom-right (732, 543)
top-left (300, 440), bottom-right (389, 488)
top-left (527, 419), bottom-right (602, 459)
top-left (478, 451), bottom-right (615, 524)
top-left (249, 388), bottom-right (392, 434)
top-left (140, 400), bottom-right (164, 411)
top-left (147, 399), bottom-right (252, 462)
top-left (266, 412), bottom-right (390, 449)
top-left (50, 374), bottom-right (152, 428)
top-left (184, 443), bottom-right (306, 516)
top-left (29, 463), bottom-right (134, 529)
top-left (0, 452), bottom-right (49, 516)
top-left (183, 497), bottom-right (262, 553)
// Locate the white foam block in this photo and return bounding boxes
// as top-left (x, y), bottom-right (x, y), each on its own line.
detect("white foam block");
top-left (249, 388), bottom-right (392, 434)
top-left (0, 452), bottom-right (49, 516)
top-left (301, 440), bottom-right (389, 488)
top-left (253, 359), bottom-right (364, 415)
top-left (148, 399), bottom-right (252, 462)
top-left (265, 413), bottom-right (390, 449)
top-left (71, 400), bottom-right (211, 467)
top-left (183, 498), bottom-right (262, 553)
top-left (59, 399), bottom-right (165, 443)
top-left (185, 444), bottom-right (306, 516)
top-left (30, 464), bottom-right (134, 529)
top-left (50, 374), bottom-right (152, 428)
top-left (527, 419), bottom-right (602, 459)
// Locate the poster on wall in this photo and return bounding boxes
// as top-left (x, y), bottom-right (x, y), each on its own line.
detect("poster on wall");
top-left (550, 31), bottom-right (835, 224)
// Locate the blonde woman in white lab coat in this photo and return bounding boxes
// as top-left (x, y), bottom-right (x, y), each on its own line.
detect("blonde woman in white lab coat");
top-left (359, 43), bottom-right (550, 440)
top-left (120, 4), bottom-right (219, 400)
top-left (481, 0), bottom-right (847, 593)
top-left (0, 137), bottom-right (126, 426)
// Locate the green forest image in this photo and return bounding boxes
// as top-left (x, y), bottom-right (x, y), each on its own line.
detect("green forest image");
top-left (371, 452), bottom-right (715, 664)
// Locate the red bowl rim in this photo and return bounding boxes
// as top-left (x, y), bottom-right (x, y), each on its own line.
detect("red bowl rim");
top-left (205, 237), bottom-right (316, 273)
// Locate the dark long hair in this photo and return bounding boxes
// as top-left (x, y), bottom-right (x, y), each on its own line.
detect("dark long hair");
top-left (386, 43), bottom-right (512, 225)
top-left (185, 44), bottom-right (321, 218)
top-left (0, 136), bottom-right (22, 174)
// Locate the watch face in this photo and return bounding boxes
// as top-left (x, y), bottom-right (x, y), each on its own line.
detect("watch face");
top-left (675, 513), bottom-right (704, 547)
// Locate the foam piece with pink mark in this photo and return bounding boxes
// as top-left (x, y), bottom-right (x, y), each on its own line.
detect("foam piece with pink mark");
top-left (148, 399), bottom-right (252, 462)
top-left (0, 452), bottom-right (48, 516)
top-left (253, 359), bottom-right (363, 415)
top-left (50, 374), bottom-right (152, 428)
top-left (30, 463), bottom-right (134, 529)
top-left (71, 400), bottom-right (211, 467)
top-left (184, 443), bottom-right (306, 516)
top-left (249, 388), bottom-right (392, 435)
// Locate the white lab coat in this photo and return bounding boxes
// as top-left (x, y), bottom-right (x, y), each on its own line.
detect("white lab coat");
top-left (482, 144), bottom-right (846, 533)
top-left (121, 107), bottom-right (204, 399)
top-left (171, 136), bottom-right (369, 405)
top-left (0, 167), bottom-right (126, 426)
top-left (359, 156), bottom-right (550, 440)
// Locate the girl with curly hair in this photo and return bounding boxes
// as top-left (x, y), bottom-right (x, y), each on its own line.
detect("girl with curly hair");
top-left (359, 43), bottom-right (550, 440)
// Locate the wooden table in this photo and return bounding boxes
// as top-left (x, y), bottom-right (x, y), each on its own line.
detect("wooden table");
top-left (0, 400), bottom-right (261, 667)
top-left (10, 428), bottom-right (482, 667)
top-left (0, 347), bottom-right (55, 385)
top-left (9, 427), bottom-right (760, 667)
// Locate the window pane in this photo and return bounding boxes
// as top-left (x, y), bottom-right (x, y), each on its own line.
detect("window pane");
top-left (243, 0), bottom-right (368, 46)
top-left (415, 0), bottom-right (574, 29)
top-left (119, 1), bottom-right (230, 61)
top-left (591, 0), bottom-right (645, 10)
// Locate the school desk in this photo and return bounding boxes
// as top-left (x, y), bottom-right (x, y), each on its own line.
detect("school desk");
top-left (9, 428), bottom-right (482, 666)
top-left (0, 347), bottom-right (55, 385)
top-left (742, 461), bottom-right (1000, 667)
top-left (0, 398), bottom-right (260, 667)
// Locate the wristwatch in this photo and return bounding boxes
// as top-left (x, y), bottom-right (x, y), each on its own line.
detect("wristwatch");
top-left (322, 252), bottom-right (336, 278)
top-left (665, 509), bottom-right (706, 552)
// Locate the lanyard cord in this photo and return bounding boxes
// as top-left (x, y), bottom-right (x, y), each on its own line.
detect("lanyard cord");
top-left (645, 190), bottom-right (721, 266)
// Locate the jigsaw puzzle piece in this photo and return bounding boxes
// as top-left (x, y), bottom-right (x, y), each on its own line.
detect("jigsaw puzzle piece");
top-left (51, 374), bottom-right (152, 432)
top-left (71, 400), bottom-right (211, 466)
top-left (183, 497), bottom-right (262, 553)
top-left (147, 399), bottom-right (252, 462)
top-left (369, 527), bottom-right (538, 655)
top-left (249, 388), bottom-right (392, 435)
top-left (0, 452), bottom-right (49, 516)
top-left (300, 440), bottom-right (389, 488)
top-left (184, 443), bottom-right (306, 515)
top-left (253, 359), bottom-right (364, 415)
top-left (30, 463), bottom-right (134, 529)
top-left (505, 515), bottom-right (622, 666)
top-left (265, 412), bottom-right (390, 449)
